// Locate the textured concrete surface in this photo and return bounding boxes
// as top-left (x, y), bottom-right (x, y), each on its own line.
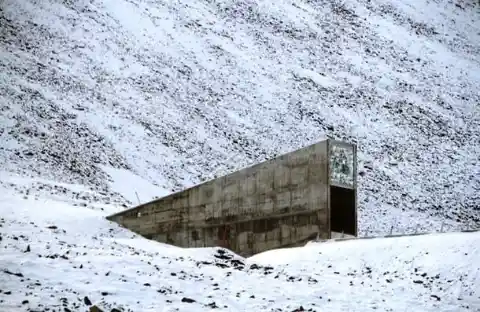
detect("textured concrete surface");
top-left (107, 139), bottom-right (357, 256)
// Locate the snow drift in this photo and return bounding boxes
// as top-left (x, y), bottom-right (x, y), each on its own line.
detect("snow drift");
top-left (0, 189), bottom-right (479, 311)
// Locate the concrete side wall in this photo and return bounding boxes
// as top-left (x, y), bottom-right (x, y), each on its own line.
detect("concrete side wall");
top-left (108, 140), bottom-right (330, 256)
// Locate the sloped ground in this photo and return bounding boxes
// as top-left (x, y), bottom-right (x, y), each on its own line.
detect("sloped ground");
top-left (0, 0), bottom-right (479, 235)
top-left (0, 188), bottom-right (479, 312)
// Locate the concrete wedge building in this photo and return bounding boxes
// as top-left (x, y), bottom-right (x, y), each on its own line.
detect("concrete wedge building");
top-left (107, 138), bottom-right (357, 256)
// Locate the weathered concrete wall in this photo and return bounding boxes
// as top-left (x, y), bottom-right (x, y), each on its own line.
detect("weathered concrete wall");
top-left (107, 140), bottom-right (330, 256)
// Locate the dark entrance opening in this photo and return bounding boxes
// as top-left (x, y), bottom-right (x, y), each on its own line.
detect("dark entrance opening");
top-left (330, 185), bottom-right (356, 236)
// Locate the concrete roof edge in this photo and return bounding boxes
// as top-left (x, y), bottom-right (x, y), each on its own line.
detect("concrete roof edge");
top-left (106, 138), bottom-right (347, 220)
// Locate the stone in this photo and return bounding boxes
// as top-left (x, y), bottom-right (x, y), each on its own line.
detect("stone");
top-left (84, 296), bottom-right (92, 306)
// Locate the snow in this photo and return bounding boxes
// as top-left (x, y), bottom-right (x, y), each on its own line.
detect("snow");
top-left (294, 68), bottom-right (340, 89)
top-left (0, 0), bottom-right (480, 309)
top-left (330, 231), bottom-right (356, 239)
top-left (1, 0), bottom-right (478, 236)
top-left (0, 190), bottom-right (479, 311)
top-left (101, 166), bottom-right (170, 204)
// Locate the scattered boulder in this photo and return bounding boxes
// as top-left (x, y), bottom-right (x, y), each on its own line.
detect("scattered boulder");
top-left (206, 302), bottom-right (219, 308)
top-left (431, 294), bottom-right (441, 301)
top-left (84, 296), bottom-right (92, 306)
top-left (3, 269), bottom-right (24, 278)
top-left (181, 297), bottom-right (196, 303)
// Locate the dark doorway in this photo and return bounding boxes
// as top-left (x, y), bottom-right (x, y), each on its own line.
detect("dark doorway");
top-left (330, 185), bottom-right (356, 236)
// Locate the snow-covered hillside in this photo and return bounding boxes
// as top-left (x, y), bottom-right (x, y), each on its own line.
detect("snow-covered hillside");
top-left (1, 189), bottom-right (479, 312)
top-left (1, 0), bottom-right (479, 234)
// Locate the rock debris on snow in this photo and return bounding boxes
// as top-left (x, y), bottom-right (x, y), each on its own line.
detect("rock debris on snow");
top-left (0, 0), bottom-right (479, 235)
top-left (1, 191), bottom-right (478, 311)
top-left (0, 0), bottom-right (479, 311)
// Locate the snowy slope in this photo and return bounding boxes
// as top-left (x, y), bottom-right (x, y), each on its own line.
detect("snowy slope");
top-left (0, 0), bottom-right (479, 234)
top-left (1, 189), bottom-right (479, 312)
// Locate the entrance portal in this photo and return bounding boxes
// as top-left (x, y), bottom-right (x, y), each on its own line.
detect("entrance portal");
top-left (329, 140), bottom-right (357, 237)
top-left (330, 185), bottom-right (356, 235)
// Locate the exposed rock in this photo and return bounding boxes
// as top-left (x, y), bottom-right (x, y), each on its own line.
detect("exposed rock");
top-left (181, 297), bottom-right (196, 303)
top-left (206, 302), bottom-right (219, 308)
top-left (431, 294), bottom-right (441, 301)
top-left (84, 296), bottom-right (92, 306)
top-left (3, 270), bottom-right (24, 278)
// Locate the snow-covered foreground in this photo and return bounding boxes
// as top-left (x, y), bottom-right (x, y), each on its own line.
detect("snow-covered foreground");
top-left (1, 0), bottom-right (479, 236)
top-left (1, 188), bottom-right (479, 312)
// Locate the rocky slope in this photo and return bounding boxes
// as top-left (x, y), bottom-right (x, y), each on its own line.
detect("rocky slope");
top-left (0, 0), bottom-right (479, 234)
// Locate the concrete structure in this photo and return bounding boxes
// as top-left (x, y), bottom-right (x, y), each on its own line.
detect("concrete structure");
top-left (107, 139), bottom-right (357, 256)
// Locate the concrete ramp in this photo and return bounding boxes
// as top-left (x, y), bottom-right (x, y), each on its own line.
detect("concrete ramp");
top-left (107, 139), bottom-right (357, 256)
